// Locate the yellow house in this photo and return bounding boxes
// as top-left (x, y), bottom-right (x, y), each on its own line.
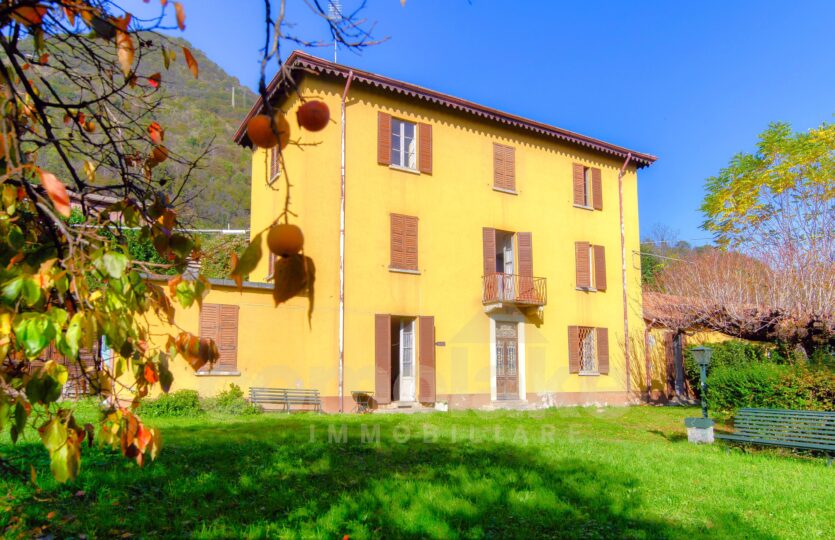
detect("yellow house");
top-left (163, 51), bottom-right (657, 412)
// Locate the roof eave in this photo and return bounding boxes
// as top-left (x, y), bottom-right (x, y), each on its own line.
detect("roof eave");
top-left (233, 51), bottom-right (657, 168)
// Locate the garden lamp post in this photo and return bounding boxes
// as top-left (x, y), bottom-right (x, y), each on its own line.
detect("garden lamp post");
top-left (691, 346), bottom-right (713, 419)
top-left (684, 346), bottom-right (714, 444)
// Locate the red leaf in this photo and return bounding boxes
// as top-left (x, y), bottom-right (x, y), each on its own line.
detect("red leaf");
top-left (148, 72), bottom-right (161, 88)
top-left (148, 122), bottom-right (164, 144)
top-left (144, 363), bottom-right (158, 384)
top-left (182, 47), bottom-right (198, 79)
top-left (174, 2), bottom-right (186, 30)
top-left (39, 169), bottom-right (71, 218)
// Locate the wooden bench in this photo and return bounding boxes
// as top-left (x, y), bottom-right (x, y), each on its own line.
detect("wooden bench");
top-left (715, 408), bottom-right (835, 464)
top-left (249, 387), bottom-right (321, 412)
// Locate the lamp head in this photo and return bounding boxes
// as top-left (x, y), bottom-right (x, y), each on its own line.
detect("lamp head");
top-left (691, 346), bottom-right (713, 367)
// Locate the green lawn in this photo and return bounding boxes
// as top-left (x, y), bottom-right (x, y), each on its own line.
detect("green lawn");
top-left (1, 405), bottom-right (832, 539)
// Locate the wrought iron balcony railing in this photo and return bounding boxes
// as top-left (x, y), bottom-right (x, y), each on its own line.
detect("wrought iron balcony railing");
top-left (482, 273), bottom-right (547, 307)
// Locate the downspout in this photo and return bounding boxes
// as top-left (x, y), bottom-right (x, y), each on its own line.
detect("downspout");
top-left (617, 152), bottom-right (633, 400)
top-left (338, 70), bottom-right (354, 413)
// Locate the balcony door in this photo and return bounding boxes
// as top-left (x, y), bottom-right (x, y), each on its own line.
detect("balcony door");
top-left (495, 231), bottom-right (514, 301)
top-left (495, 321), bottom-right (519, 400)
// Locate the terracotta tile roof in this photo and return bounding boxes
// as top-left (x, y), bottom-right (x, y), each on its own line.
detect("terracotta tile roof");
top-left (233, 51), bottom-right (657, 168)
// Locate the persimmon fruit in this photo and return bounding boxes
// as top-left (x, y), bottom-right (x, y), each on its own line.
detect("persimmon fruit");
top-left (296, 101), bottom-right (330, 132)
top-left (267, 223), bottom-right (304, 257)
top-left (274, 112), bottom-right (291, 150)
top-left (247, 114), bottom-right (277, 149)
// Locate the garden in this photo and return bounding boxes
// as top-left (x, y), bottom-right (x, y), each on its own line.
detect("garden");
top-left (1, 397), bottom-right (833, 539)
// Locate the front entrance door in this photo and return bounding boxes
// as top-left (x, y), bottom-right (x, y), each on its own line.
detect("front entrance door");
top-left (399, 319), bottom-right (416, 402)
top-left (496, 321), bottom-right (519, 400)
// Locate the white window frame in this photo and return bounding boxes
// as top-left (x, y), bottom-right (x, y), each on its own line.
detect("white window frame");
top-left (583, 166), bottom-right (592, 208)
top-left (391, 118), bottom-right (417, 171)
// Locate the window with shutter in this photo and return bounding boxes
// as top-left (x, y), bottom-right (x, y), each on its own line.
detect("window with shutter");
top-left (573, 164), bottom-right (602, 210)
top-left (493, 143), bottom-right (516, 192)
top-left (418, 316), bottom-right (436, 402)
top-left (375, 314), bottom-right (392, 404)
top-left (199, 304), bottom-right (239, 373)
top-left (567, 326), bottom-right (580, 373)
top-left (390, 213), bottom-right (418, 272)
top-left (575, 241), bottom-right (591, 289)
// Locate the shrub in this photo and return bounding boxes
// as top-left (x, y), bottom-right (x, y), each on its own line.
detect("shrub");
top-left (707, 363), bottom-right (835, 412)
top-left (684, 340), bottom-right (773, 394)
top-left (202, 384), bottom-right (261, 415)
top-left (138, 390), bottom-right (203, 417)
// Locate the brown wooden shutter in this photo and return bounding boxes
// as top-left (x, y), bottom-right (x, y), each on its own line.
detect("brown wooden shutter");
top-left (391, 214), bottom-right (417, 271)
top-left (418, 316), bottom-right (435, 402)
top-left (375, 314), bottom-right (392, 404)
top-left (593, 244), bottom-right (607, 291)
top-left (575, 241), bottom-right (591, 288)
top-left (390, 214), bottom-right (404, 269)
top-left (418, 123), bottom-right (432, 174)
top-left (403, 215), bottom-right (418, 271)
top-left (568, 326), bottom-right (580, 373)
top-left (198, 304), bottom-right (220, 372)
top-left (218, 305), bottom-right (239, 370)
top-left (597, 327), bottom-right (609, 374)
top-left (573, 163), bottom-right (585, 205)
top-left (377, 112), bottom-right (391, 165)
top-left (592, 167), bottom-right (603, 210)
top-left (482, 227), bottom-right (496, 276)
top-left (270, 148), bottom-right (280, 180)
top-left (493, 143), bottom-right (516, 191)
top-left (517, 232), bottom-right (533, 276)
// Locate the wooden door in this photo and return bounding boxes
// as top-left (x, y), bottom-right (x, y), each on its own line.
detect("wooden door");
top-left (496, 322), bottom-right (519, 400)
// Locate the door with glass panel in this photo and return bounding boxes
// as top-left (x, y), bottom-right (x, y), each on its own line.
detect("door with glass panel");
top-left (399, 319), bottom-right (416, 401)
top-left (495, 321), bottom-right (519, 400)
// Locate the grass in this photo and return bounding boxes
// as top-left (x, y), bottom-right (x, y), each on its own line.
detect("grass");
top-left (1, 405), bottom-right (833, 539)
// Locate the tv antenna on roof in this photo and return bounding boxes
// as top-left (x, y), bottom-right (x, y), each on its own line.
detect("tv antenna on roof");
top-left (328, 0), bottom-right (342, 63)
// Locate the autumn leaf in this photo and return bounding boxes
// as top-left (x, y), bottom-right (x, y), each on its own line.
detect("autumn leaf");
top-left (148, 122), bottom-right (164, 144)
top-left (174, 2), bottom-right (186, 30)
top-left (143, 363), bottom-right (158, 384)
top-left (230, 253), bottom-right (241, 289)
top-left (115, 31), bottom-right (135, 77)
top-left (148, 73), bottom-right (161, 88)
top-left (182, 47), bottom-right (198, 78)
top-left (230, 232), bottom-right (263, 291)
top-left (39, 169), bottom-right (71, 217)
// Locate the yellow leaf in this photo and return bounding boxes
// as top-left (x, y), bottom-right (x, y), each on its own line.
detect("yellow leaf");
top-left (116, 31), bottom-right (134, 77)
top-left (182, 46), bottom-right (198, 79)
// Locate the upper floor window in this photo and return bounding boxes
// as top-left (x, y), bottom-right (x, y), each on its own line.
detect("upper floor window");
top-left (377, 112), bottom-right (433, 174)
top-left (574, 242), bottom-right (607, 291)
top-left (390, 213), bottom-right (419, 272)
top-left (573, 163), bottom-right (602, 210)
top-left (391, 119), bottom-right (417, 170)
top-left (493, 143), bottom-right (516, 193)
top-left (269, 147), bottom-right (280, 183)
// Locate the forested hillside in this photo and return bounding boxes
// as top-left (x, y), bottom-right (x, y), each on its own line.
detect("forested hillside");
top-left (33, 36), bottom-right (257, 228)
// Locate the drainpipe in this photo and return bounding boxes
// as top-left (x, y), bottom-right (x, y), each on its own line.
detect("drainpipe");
top-left (617, 152), bottom-right (633, 400)
top-left (338, 70), bottom-right (354, 413)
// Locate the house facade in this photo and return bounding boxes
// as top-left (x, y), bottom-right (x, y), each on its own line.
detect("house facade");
top-left (162, 51), bottom-right (656, 412)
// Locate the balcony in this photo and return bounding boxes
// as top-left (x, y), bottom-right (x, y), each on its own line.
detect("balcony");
top-left (482, 273), bottom-right (547, 310)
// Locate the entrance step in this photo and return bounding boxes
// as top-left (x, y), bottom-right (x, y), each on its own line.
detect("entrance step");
top-left (483, 399), bottom-right (535, 411)
top-left (374, 401), bottom-right (436, 414)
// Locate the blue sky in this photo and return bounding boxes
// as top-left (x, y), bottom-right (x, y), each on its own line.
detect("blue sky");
top-left (131, 0), bottom-right (834, 243)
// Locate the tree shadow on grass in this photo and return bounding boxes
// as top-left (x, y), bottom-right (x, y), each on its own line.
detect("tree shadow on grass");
top-left (1, 417), bottom-right (778, 539)
top-left (648, 429), bottom-right (688, 443)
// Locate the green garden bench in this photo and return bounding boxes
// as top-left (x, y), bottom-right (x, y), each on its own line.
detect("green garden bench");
top-left (249, 387), bottom-right (322, 412)
top-left (715, 408), bottom-right (835, 464)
